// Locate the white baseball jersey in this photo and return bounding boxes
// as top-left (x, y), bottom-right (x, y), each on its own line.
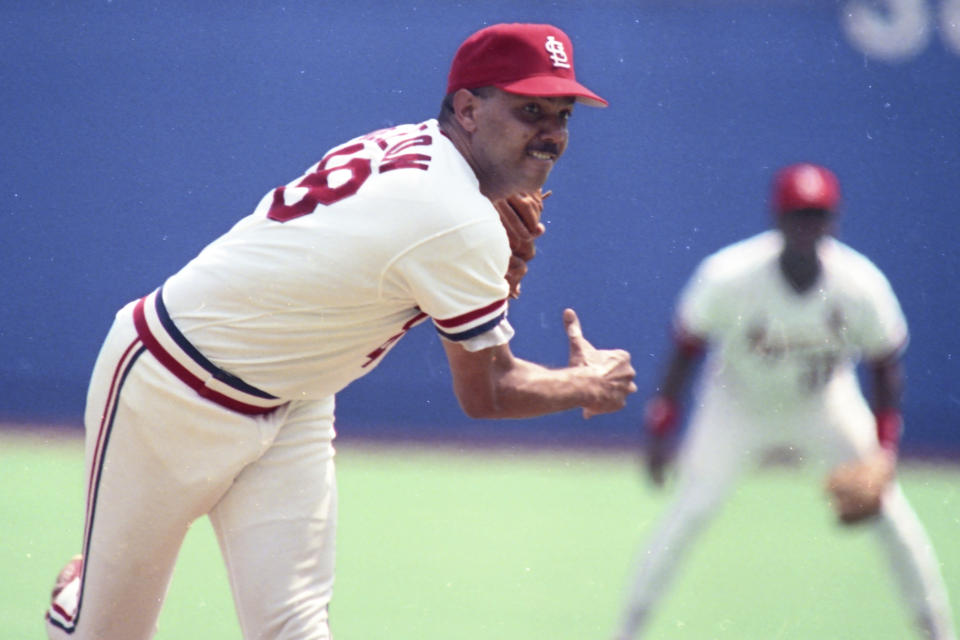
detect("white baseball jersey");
top-left (46, 119), bottom-right (518, 640)
top-left (676, 230), bottom-right (908, 412)
top-left (156, 119), bottom-right (513, 404)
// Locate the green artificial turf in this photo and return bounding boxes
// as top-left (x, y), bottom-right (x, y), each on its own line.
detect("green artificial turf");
top-left (2, 428), bottom-right (957, 639)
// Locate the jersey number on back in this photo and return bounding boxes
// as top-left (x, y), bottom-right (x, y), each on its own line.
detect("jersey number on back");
top-left (267, 129), bottom-right (433, 222)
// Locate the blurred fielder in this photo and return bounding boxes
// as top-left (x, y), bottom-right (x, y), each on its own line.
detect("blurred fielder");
top-left (45, 22), bottom-right (636, 640)
top-left (615, 164), bottom-right (955, 640)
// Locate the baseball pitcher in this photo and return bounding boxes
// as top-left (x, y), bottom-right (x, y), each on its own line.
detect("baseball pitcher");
top-left (45, 23), bottom-right (636, 640)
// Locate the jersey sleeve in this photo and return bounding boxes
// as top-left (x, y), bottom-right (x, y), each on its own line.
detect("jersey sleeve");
top-left (848, 258), bottom-right (909, 360)
top-left (389, 217), bottom-right (514, 352)
top-left (674, 257), bottom-right (726, 343)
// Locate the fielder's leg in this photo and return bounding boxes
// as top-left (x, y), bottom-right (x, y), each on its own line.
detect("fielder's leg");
top-left (816, 391), bottom-right (957, 640)
top-left (209, 397), bottom-right (338, 640)
top-left (615, 388), bottom-right (750, 640)
top-left (872, 484), bottom-right (957, 640)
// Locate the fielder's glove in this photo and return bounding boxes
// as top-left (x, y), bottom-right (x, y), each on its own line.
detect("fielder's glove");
top-left (493, 190), bottom-right (548, 299)
top-left (825, 450), bottom-right (895, 524)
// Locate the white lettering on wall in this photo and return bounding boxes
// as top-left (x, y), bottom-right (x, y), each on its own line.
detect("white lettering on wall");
top-left (842, 0), bottom-right (960, 59)
top-left (940, 0), bottom-right (960, 53)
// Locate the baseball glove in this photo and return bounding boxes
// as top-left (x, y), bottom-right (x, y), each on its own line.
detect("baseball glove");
top-left (825, 451), bottom-right (895, 524)
top-left (494, 190), bottom-right (548, 299)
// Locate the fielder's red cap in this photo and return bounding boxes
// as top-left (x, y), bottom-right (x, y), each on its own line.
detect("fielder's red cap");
top-left (447, 23), bottom-right (608, 108)
top-left (772, 163), bottom-right (841, 214)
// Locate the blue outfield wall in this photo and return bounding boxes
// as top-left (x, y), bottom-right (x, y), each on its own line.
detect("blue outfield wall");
top-left (1, 1), bottom-right (958, 454)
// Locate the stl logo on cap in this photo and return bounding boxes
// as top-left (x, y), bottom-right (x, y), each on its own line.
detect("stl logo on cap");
top-left (545, 35), bottom-right (571, 69)
top-left (446, 23), bottom-right (608, 107)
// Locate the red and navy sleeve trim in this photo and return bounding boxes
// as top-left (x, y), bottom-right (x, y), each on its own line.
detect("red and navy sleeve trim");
top-left (431, 298), bottom-right (508, 342)
top-left (435, 313), bottom-right (506, 342)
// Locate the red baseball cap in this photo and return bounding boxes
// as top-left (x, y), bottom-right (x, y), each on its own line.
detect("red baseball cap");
top-left (447, 23), bottom-right (608, 108)
top-left (772, 163), bottom-right (841, 214)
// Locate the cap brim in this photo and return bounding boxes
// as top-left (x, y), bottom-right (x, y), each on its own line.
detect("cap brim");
top-left (497, 75), bottom-right (608, 108)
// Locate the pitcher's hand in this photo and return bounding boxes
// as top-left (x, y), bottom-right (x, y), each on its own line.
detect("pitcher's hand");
top-left (564, 308), bottom-right (637, 418)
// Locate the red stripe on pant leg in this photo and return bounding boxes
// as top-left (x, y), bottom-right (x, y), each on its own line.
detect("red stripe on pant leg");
top-left (85, 337), bottom-right (142, 535)
top-left (55, 337), bottom-right (143, 634)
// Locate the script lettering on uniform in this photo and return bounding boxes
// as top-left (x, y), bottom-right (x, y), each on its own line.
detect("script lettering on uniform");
top-left (379, 135), bottom-right (433, 173)
top-left (746, 312), bottom-right (845, 392)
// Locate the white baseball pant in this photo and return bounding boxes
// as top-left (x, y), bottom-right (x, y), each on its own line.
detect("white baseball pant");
top-left (46, 299), bottom-right (338, 639)
top-left (616, 382), bottom-right (955, 639)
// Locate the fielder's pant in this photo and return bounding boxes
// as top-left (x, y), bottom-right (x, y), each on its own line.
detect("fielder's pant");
top-left (616, 383), bottom-right (955, 640)
top-left (46, 300), bottom-right (338, 640)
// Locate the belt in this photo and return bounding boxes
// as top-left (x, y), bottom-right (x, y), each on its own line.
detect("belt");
top-left (132, 288), bottom-right (286, 415)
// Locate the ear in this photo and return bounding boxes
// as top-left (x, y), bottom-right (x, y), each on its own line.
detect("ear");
top-left (451, 88), bottom-right (481, 134)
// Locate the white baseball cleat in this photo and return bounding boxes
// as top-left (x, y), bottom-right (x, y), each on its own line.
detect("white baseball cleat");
top-left (51, 555), bottom-right (83, 598)
top-left (46, 554), bottom-right (83, 631)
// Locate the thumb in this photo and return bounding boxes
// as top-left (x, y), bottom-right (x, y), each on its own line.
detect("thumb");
top-left (563, 308), bottom-right (583, 341)
top-left (564, 308), bottom-right (591, 366)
